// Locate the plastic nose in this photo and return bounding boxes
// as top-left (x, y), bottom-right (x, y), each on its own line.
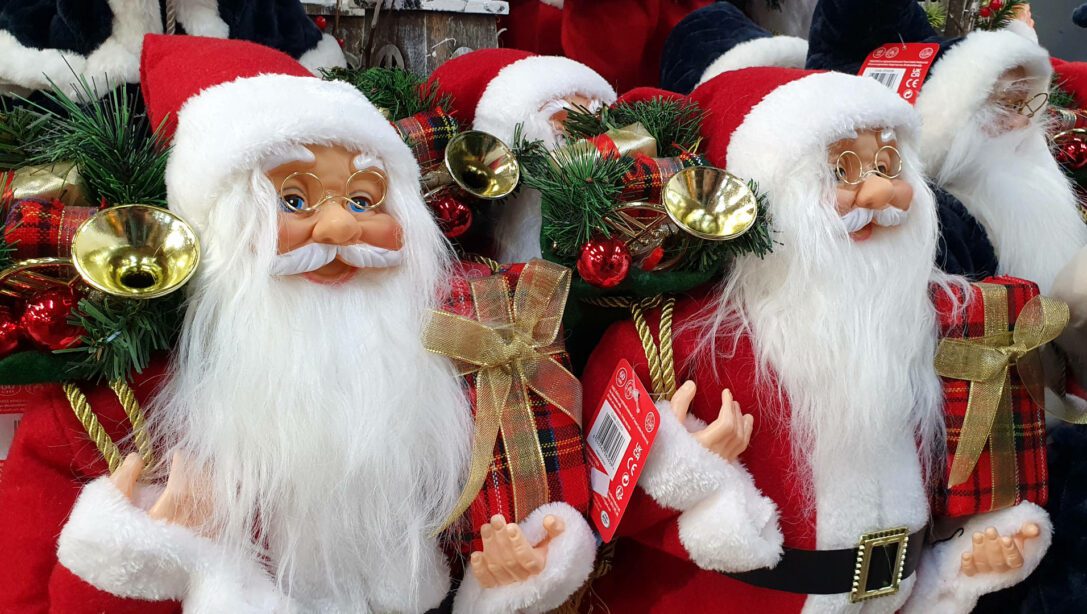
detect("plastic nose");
top-left (310, 203), bottom-right (358, 244)
top-left (853, 175), bottom-right (896, 211)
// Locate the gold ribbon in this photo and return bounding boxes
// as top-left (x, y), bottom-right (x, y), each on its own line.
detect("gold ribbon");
top-left (552, 122), bottom-right (658, 162)
top-left (424, 260), bottom-right (582, 534)
top-left (935, 285), bottom-right (1069, 509)
top-left (3, 162), bottom-right (91, 208)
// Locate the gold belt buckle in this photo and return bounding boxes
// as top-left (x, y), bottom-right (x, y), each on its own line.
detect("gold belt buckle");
top-left (849, 527), bottom-right (910, 603)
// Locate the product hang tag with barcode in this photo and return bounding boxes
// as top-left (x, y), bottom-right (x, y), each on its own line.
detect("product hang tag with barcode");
top-left (858, 43), bottom-right (940, 104)
top-left (586, 359), bottom-right (660, 542)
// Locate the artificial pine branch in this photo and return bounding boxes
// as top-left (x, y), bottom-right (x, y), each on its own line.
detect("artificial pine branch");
top-left (1050, 77), bottom-right (1078, 110)
top-left (564, 98), bottom-right (705, 157)
top-left (321, 67), bottom-right (451, 120)
top-left (58, 293), bottom-right (182, 382)
top-left (0, 103), bottom-right (51, 171)
top-left (974, 0), bottom-right (1027, 31)
top-left (678, 182), bottom-right (774, 271)
top-left (920, 1), bottom-right (948, 31)
top-left (29, 78), bottom-right (168, 206)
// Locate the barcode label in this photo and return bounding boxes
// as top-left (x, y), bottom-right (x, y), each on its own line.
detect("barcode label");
top-left (0, 413), bottom-right (22, 461)
top-left (863, 68), bottom-right (905, 91)
top-left (588, 401), bottom-right (631, 479)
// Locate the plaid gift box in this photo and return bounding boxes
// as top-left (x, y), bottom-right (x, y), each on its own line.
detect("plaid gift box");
top-left (393, 108), bottom-right (460, 171)
top-left (618, 152), bottom-right (702, 204)
top-left (434, 260), bottom-right (589, 553)
top-left (931, 276), bottom-right (1062, 517)
top-left (3, 199), bottom-right (96, 260)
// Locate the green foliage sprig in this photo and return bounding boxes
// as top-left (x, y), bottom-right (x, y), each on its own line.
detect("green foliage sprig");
top-left (920, 1), bottom-right (948, 31)
top-left (0, 102), bottom-right (51, 171)
top-left (974, 0), bottom-right (1028, 32)
top-left (321, 66), bottom-right (451, 121)
top-left (564, 97), bottom-right (704, 158)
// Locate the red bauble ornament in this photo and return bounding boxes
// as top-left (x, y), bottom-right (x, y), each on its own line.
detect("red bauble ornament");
top-left (20, 289), bottom-right (84, 350)
top-left (639, 246), bottom-right (665, 271)
top-left (429, 195), bottom-right (474, 238)
top-left (979, 6), bottom-right (992, 18)
top-left (314, 15), bottom-right (328, 30)
top-left (1058, 138), bottom-right (1087, 170)
top-left (337, 37), bottom-right (346, 48)
top-left (0, 307), bottom-right (21, 358)
top-left (989, 0), bottom-right (1004, 10)
top-left (577, 237), bottom-right (631, 289)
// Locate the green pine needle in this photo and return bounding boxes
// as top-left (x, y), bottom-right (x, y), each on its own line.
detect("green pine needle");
top-left (1050, 76), bottom-right (1078, 110)
top-left (920, 1), bottom-right (948, 31)
top-left (57, 293), bottom-right (182, 382)
top-left (974, 0), bottom-right (1028, 32)
top-left (0, 102), bottom-right (51, 171)
top-left (28, 78), bottom-right (168, 206)
top-left (678, 181), bottom-right (774, 271)
top-left (564, 97), bottom-right (705, 157)
top-left (321, 67), bottom-right (451, 120)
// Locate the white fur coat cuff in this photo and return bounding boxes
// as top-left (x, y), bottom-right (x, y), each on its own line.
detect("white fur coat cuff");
top-left (902, 501), bottom-right (1052, 614)
top-left (452, 502), bottom-right (597, 614)
top-left (57, 476), bottom-right (285, 612)
top-left (640, 401), bottom-right (783, 572)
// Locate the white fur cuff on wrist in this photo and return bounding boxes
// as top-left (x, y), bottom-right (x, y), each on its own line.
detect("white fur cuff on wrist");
top-left (452, 502), bottom-right (597, 614)
top-left (902, 501), bottom-right (1052, 614)
top-left (639, 401), bottom-right (730, 510)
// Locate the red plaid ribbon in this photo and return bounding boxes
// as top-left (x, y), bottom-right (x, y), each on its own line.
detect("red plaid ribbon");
top-left (931, 277), bottom-right (1050, 517)
top-left (393, 108), bottom-right (460, 170)
top-left (4, 199), bottom-right (96, 260)
top-left (618, 152), bottom-right (703, 204)
top-left (440, 261), bottom-right (590, 553)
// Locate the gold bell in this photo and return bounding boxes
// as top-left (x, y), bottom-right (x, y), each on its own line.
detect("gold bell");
top-left (662, 167), bottom-right (758, 241)
top-left (423, 131), bottom-right (521, 200)
top-left (70, 205), bottom-right (200, 299)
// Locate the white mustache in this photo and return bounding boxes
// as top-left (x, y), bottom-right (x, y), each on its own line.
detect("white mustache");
top-left (271, 243), bottom-right (404, 276)
top-left (840, 206), bottom-right (909, 233)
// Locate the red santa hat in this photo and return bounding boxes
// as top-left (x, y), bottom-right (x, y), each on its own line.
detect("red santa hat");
top-left (690, 67), bottom-right (919, 186)
top-left (140, 34), bottom-right (411, 234)
top-left (426, 48), bottom-right (616, 144)
top-left (1052, 58), bottom-right (1087, 110)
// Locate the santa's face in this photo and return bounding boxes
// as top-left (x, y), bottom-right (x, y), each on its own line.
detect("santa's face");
top-left (984, 66), bottom-right (1048, 136)
top-left (828, 128), bottom-right (914, 242)
top-left (267, 143), bottom-right (404, 285)
top-left (544, 93), bottom-right (601, 134)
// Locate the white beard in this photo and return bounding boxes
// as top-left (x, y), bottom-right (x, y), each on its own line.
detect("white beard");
top-left (692, 154), bottom-right (950, 509)
top-left (147, 168), bottom-right (472, 612)
top-left (934, 114), bottom-right (1087, 293)
top-left (493, 112), bottom-right (562, 264)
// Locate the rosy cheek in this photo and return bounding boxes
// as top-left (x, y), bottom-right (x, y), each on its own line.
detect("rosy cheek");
top-left (835, 188), bottom-right (855, 215)
top-left (359, 213), bottom-right (404, 251)
top-left (890, 180), bottom-right (914, 211)
top-left (276, 214), bottom-right (310, 254)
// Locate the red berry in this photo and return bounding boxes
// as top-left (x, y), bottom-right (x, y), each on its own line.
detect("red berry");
top-left (989, 0), bottom-right (1004, 10)
top-left (314, 16), bottom-right (328, 30)
top-left (979, 6), bottom-right (992, 18)
top-left (337, 37), bottom-right (346, 48)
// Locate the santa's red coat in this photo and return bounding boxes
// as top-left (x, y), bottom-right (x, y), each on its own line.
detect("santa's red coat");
top-left (0, 361), bottom-right (180, 613)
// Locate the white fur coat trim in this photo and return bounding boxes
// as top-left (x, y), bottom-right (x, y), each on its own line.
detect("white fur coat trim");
top-left (298, 34), bottom-right (348, 74)
top-left (57, 477), bottom-right (287, 612)
top-left (916, 29), bottom-right (1051, 176)
top-left (473, 55), bottom-right (616, 145)
top-left (452, 502), bottom-right (597, 614)
top-left (698, 36), bottom-right (808, 86)
top-left (902, 501), bottom-right (1052, 613)
top-left (176, 0), bottom-right (230, 38)
top-left (640, 401), bottom-right (784, 572)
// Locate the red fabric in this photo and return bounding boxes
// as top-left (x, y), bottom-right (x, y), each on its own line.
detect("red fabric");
top-left (1052, 58), bottom-right (1087, 110)
top-left (689, 67), bottom-right (815, 168)
top-left (443, 262), bottom-right (590, 553)
top-left (0, 360), bottom-right (178, 613)
top-left (617, 86), bottom-right (687, 105)
top-left (579, 295), bottom-right (810, 613)
top-left (425, 48), bottom-right (536, 127)
top-left (499, 1), bottom-right (563, 56)
top-left (560, 0), bottom-right (715, 93)
top-left (931, 276), bottom-right (1049, 517)
top-left (3, 200), bottom-right (95, 260)
top-left (140, 34), bottom-right (313, 141)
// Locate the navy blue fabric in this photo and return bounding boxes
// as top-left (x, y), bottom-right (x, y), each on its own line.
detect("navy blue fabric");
top-left (1075, 3), bottom-right (1087, 28)
top-left (218, 0), bottom-right (323, 60)
top-left (934, 186), bottom-right (998, 281)
top-left (805, 0), bottom-right (959, 75)
top-left (0, 0), bottom-right (112, 54)
top-left (661, 2), bottom-right (771, 94)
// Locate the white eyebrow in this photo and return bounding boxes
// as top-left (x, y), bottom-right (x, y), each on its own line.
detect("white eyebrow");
top-left (261, 145), bottom-right (315, 172)
top-left (353, 154), bottom-right (385, 171)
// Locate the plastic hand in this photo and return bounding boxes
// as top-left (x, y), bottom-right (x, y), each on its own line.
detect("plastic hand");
top-left (670, 380), bottom-right (753, 461)
top-left (959, 523), bottom-right (1041, 576)
top-left (1012, 3), bottom-right (1034, 28)
top-left (469, 514), bottom-right (564, 588)
top-left (110, 452), bottom-right (213, 532)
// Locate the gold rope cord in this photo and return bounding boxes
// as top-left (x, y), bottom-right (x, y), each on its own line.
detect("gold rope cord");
top-left (658, 297), bottom-right (677, 399)
top-left (581, 295), bottom-right (635, 309)
top-left (630, 296), bottom-right (664, 396)
top-left (63, 383), bottom-right (123, 474)
top-left (109, 380), bottom-right (153, 466)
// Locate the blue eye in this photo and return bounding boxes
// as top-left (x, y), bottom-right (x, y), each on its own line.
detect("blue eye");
top-left (280, 194), bottom-right (307, 212)
top-left (348, 196), bottom-right (373, 213)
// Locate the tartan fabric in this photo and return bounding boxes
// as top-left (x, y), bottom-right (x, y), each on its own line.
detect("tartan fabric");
top-left (442, 261), bottom-right (590, 554)
top-left (931, 276), bottom-right (1048, 517)
top-left (618, 151), bottom-right (703, 204)
top-left (3, 199), bottom-right (96, 260)
top-left (393, 108), bottom-right (460, 171)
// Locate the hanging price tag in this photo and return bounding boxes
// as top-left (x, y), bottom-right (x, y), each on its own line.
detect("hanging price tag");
top-left (858, 43), bottom-right (940, 104)
top-left (0, 384), bottom-right (47, 478)
top-left (586, 360), bottom-right (660, 542)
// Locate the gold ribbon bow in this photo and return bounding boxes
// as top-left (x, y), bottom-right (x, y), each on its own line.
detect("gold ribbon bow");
top-left (3, 162), bottom-right (91, 208)
top-left (552, 122), bottom-right (658, 162)
top-left (935, 285), bottom-right (1069, 509)
top-left (424, 260), bottom-right (582, 534)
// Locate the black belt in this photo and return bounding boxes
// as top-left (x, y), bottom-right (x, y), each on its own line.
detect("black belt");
top-left (725, 526), bottom-right (927, 603)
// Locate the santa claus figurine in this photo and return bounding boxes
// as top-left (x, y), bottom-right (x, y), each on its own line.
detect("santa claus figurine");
top-left (580, 66), bottom-right (1051, 613)
top-left (0, 34), bottom-right (594, 613)
top-left (427, 49), bottom-right (616, 264)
